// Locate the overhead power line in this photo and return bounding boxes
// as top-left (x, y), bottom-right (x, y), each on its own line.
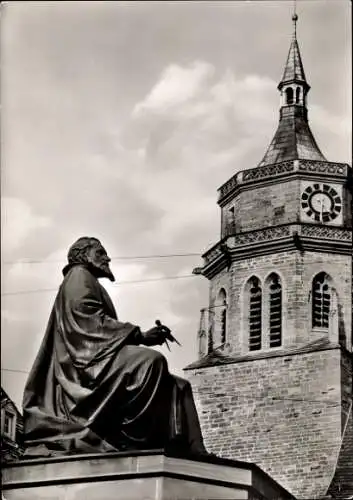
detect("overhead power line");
top-left (2, 253), bottom-right (201, 266)
top-left (1, 274), bottom-right (197, 296)
top-left (1, 367), bottom-right (29, 375)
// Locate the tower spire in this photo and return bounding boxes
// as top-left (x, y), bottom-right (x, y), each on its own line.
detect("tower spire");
top-left (258, 10), bottom-right (326, 167)
top-left (278, 10), bottom-right (307, 90)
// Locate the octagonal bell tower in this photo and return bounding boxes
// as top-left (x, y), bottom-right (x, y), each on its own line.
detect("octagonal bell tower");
top-left (186, 14), bottom-right (352, 500)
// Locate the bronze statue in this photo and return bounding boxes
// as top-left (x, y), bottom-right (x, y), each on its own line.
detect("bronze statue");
top-left (22, 237), bottom-right (207, 458)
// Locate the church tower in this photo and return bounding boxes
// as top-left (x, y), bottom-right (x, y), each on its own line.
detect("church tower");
top-left (186, 14), bottom-right (352, 500)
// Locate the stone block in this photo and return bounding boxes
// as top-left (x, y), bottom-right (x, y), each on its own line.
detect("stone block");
top-left (2, 450), bottom-right (295, 500)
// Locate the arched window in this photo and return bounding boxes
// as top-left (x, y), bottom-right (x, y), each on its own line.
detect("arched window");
top-left (295, 87), bottom-right (301, 104)
top-left (268, 273), bottom-right (282, 348)
top-left (285, 87), bottom-right (294, 105)
top-left (248, 277), bottom-right (262, 351)
top-left (312, 272), bottom-right (331, 328)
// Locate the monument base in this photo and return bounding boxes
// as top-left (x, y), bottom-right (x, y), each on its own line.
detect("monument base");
top-left (2, 450), bottom-right (295, 500)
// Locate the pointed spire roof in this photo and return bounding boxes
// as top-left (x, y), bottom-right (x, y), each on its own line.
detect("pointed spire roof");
top-left (278, 14), bottom-right (308, 89)
top-left (259, 13), bottom-right (326, 167)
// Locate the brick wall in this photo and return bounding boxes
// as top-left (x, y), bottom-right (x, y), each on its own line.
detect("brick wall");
top-left (187, 348), bottom-right (350, 499)
top-left (221, 179), bottom-right (300, 236)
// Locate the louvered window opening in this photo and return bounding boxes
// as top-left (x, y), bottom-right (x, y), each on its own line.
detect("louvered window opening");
top-left (312, 274), bottom-right (330, 328)
top-left (269, 276), bottom-right (282, 347)
top-left (249, 279), bottom-right (262, 351)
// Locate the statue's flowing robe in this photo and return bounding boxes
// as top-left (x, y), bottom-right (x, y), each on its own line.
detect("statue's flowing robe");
top-left (23, 264), bottom-right (203, 456)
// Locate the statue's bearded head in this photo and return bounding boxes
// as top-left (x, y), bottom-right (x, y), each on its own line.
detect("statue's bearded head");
top-left (66, 237), bottom-right (115, 282)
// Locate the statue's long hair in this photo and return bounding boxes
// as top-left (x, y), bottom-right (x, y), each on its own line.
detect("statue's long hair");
top-left (62, 237), bottom-right (101, 276)
top-left (67, 237), bottom-right (101, 265)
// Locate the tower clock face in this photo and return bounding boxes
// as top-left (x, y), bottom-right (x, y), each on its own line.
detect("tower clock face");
top-left (301, 183), bottom-right (342, 223)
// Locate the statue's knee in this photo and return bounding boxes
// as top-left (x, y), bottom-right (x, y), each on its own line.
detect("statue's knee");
top-left (148, 349), bottom-right (168, 370)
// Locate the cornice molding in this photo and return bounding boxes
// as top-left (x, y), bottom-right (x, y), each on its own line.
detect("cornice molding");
top-left (218, 160), bottom-right (352, 206)
top-left (200, 223), bottom-right (352, 279)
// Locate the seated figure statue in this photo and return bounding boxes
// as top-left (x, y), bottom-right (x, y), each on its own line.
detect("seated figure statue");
top-left (22, 237), bottom-right (207, 458)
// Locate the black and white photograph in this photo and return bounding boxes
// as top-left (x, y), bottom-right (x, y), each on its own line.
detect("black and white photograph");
top-left (1, 1), bottom-right (352, 499)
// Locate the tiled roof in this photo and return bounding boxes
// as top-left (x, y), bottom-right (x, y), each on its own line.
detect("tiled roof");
top-left (184, 337), bottom-right (338, 370)
top-left (279, 37), bottom-right (307, 86)
top-left (258, 106), bottom-right (326, 166)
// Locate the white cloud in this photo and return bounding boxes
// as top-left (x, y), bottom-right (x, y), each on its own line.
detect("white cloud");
top-left (1, 197), bottom-right (51, 255)
top-left (129, 62), bottom-right (277, 159)
top-left (133, 61), bottom-right (215, 116)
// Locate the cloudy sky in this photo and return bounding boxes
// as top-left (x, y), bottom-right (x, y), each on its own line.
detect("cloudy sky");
top-left (1, 0), bottom-right (351, 409)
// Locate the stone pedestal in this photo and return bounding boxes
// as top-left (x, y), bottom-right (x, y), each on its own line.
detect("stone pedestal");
top-left (2, 450), bottom-right (295, 500)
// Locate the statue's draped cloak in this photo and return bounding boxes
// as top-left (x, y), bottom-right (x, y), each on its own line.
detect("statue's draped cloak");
top-left (23, 265), bottom-right (191, 456)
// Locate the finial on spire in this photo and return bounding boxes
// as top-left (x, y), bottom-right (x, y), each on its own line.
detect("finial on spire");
top-left (292, 0), bottom-right (298, 38)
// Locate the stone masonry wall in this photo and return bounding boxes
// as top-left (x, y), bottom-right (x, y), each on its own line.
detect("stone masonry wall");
top-left (187, 348), bottom-right (346, 500)
top-left (221, 178), bottom-right (300, 235)
top-left (209, 250), bottom-right (352, 355)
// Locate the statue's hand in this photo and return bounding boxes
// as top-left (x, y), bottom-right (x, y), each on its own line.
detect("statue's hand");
top-left (141, 326), bottom-right (167, 346)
